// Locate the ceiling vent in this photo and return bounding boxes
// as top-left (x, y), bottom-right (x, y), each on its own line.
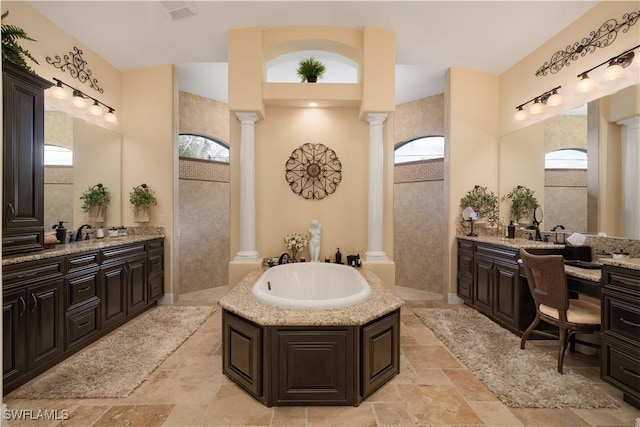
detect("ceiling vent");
top-left (156, 1), bottom-right (198, 21)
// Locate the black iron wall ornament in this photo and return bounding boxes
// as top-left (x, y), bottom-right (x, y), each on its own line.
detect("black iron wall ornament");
top-left (46, 47), bottom-right (104, 93)
top-left (535, 10), bottom-right (640, 77)
top-left (285, 143), bottom-right (342, 200)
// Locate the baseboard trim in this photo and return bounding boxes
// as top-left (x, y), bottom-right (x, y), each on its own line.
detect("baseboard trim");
top-left (447, 293), bottom-right (464, 305)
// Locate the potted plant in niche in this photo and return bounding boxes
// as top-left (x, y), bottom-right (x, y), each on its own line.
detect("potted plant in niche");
top-left (459, 185), bottom-right (500, 227)
top-left (80, 183), bottom-right (110, 223)
top-left (1, 11), bottom-right (39, 73)
top-left (129, 183), bottom-right (157, 223)
top-left (502, 185), bottom-right (538, 226)
top-left (296, 57), bottom-right (326, 83)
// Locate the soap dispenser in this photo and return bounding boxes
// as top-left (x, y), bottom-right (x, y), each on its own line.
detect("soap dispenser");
top-left (335, 248), bottom-right (342, 264)
top-left (52, 221), bottom-right (68, 244)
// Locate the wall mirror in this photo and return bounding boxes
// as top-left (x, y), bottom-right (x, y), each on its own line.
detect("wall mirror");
top-left (499, 84), bottom-right (638, 239)
top-left (44, 107), bottom-right (122, 234)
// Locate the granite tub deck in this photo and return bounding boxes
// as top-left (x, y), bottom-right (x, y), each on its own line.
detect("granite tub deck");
top-left (218, 268), bottom-right (404, 326)
top-left (218, 267), bottom-right (404, 407)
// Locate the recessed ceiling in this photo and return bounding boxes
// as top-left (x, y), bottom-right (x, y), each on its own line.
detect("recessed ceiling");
top-left (27, 1), bottom-right (598, 104)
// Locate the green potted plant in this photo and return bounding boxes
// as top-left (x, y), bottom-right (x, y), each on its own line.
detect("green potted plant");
top-left (502, 185), bottom-right (538, 225)
top-left (459, 185), bottom-right (499, 226)
top-left (296, 57), bottom-right (326, 83)
top-left (129, 183), bottom-right (157, 223)
top-left (1, 11), bottom-right (39, 73)
top-left (80, 183), bottom-right (110, 223)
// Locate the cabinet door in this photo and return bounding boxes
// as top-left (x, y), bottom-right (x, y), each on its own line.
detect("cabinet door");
top-left (493, 260), bottom-right (519, 329)
top-left (2, 64), bottom-right (50, 255)
top-left (3, 288), bottom-right (27, 390)
top-left (127, 255), bottom-right (147, 316)
top-left (100, 262), bottom-right (127, 329)
top-left (473, 256), bottom-right (493, 315)
top-left (27, 278), bottom-right (64, 370)
top-left (457, 248), bottom-right (474, 303)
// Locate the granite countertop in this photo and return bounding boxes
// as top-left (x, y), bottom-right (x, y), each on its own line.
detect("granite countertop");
top-left (457, 235), bottom-right (564, 250)
top-left (218, 268), bottom-right (404, 327)
top-left (563, 264), bottom-right (601, 282)
top-left (2, 234), bottom-right (165, 266)
top-left (600, 257), bottom-right (640, 271)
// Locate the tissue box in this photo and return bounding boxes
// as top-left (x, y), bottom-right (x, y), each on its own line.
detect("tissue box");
top-left (563, 245), bottom-right (592, 262)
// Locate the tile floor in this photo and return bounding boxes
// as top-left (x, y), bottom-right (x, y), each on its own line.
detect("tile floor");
top-left (3, 286), bottom-right (640, 427)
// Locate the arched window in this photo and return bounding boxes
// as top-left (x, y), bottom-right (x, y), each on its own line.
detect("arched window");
top-left (394, 136), bottom-right (444, 164)
top-left (179, 133), bottom-right (229, 163)
top-left (545, 148), bottom-right (587, 169)
top-left (44, 145), bottom-right (73, 166)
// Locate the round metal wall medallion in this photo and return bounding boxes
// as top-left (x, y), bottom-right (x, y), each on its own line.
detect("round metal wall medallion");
top-left (285, 143), bottom-right (342, 200)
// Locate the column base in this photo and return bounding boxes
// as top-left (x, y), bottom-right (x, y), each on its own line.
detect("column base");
top-left (234, 251), bottom-right (259, 262)
top-left (365, 251), bottom-right (389, 262)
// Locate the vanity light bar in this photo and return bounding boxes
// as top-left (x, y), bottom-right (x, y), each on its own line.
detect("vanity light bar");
top-left (513, 86), bottom-right (562, 122)
top-left (51, 78), bottom-right (117, 124)
top-left (575, 43), bottom-right (639, 94)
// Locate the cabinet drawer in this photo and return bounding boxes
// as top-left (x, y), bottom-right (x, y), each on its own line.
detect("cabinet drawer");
top-left (148, 273), bottom-right (164, 301)
top-left (148, 239), bottom-right (163, 251)
top-left (2, 229), bottom-right (43, 255)
top-left (2, 258), bottom-right (64, 287)
top-left (603, 268), bottom-right (640, 294)
top-left (148, 251), bottom-right (163, 275)
top-left (475, 244), bottom-right (518, 262)
top-left (66, 303), bottom-right (99, 349)
top-left (66, 251), bottom-right (99, 275)
top-left (603, 292), bottom-right (640, 346)
top-left (67, 272), bottom-right (99, 309)
top-left (605, 345), bottom-right (640, 394)
top-left (102, 244), bottom-right (146, 263)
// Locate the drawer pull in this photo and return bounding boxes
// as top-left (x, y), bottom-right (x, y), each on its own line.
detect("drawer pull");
top-left (620, 366), bottom-right (640, 379)
top-left (619, 318), bottom-right (640, 328)
top-left (78, 321), bottom-right (91, 328)
top-left (19, 296), bottom-right (26, 317)
top-left (78, 286), bottom-right (91, 292)
top-left (17, 271), bottom-right (39, 279)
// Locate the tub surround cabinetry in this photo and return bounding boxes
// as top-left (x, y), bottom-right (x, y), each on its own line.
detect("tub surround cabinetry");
top-left (2, 236), bottom-right (164, 394)
top-left (2, 62), bottom-right (52, 256)
top-left (600, 259), bottom-right (640, 409)
top-left (219, 269), bottom-right (403, 406)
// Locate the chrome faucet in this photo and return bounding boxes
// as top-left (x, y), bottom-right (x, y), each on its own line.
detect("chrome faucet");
top-left (75, 224), bottom-right (92, 242)
top-left (278, 253), bottom-right (290, 265)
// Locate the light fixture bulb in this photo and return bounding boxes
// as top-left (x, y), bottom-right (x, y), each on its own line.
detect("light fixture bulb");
top-left (514, 107), bottom-right (527, 122)
top-left (308, 102), bottom-right (318, 107)
top-left (104, 108), bottom-right (118, 124)
top-left (529, 100), bottom-right (544, 115)
top-left (601, 63), bottom-right (624, 82)
top-left (88, 100), bottom-right (103, 117)
top-left (71, 90), bottom-right (88, 108)
top-left (547, 91), bottom-right (563, 107)
top-left (576, 74), bottom-right (596, 93)
top-left (50, 82), bottom-right (69, 100)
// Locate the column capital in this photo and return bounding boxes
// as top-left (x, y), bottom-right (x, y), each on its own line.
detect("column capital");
top-left (366, 113), bottom-right (388, 125)
top-left (235, 112), bottom-right (260, 124)
top-left (617, 115), bottom-right (640, 129)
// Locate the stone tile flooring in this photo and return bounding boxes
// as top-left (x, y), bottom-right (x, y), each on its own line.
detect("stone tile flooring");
top-left (3, 286), bottom-right (640, 426)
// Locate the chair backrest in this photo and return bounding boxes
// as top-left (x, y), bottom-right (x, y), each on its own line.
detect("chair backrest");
top-left (519, 249), bottom-right (569, 312)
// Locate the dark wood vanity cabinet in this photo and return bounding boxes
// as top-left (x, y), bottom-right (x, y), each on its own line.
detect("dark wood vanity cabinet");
top-left (2, 258), bottom-right (65, 392)
top-left (601, 265), bottom-right (640, 409)
top-left (2, 62), bottom-right (52, 256)
top-left (2, 238), bottom-right (164, 394)
top-left (456, 239), bottom-right (474, 304)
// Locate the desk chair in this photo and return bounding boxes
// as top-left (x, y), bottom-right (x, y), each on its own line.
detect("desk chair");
top-left (518, 248), bottom-right (601, 374)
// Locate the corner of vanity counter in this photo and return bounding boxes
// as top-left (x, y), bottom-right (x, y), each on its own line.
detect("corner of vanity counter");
top-left (217, 267), bottom-right (404, 327)
top-left (600, 257), bottom-right (640, 271)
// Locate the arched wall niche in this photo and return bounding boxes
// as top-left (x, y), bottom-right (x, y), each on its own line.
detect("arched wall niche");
top-left (266, 49), bottom-right (359, 84)
top-left (262, 27), bottom-right (362, 63)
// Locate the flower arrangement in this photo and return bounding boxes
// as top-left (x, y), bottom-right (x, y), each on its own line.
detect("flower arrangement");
top-left (283, 232), bottom-right (308, 262)
top-left (502, 185), bottom-right (538, 224)
top-left (459, 185), bottom-right (499, 226)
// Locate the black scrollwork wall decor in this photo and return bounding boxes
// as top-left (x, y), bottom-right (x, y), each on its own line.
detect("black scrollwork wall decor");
top-left (285, 143), bottom-right (342, 200)
top-left (535, 10), bottom-right (640, 77)
top-left (46, 47), bottom-right (104, 93)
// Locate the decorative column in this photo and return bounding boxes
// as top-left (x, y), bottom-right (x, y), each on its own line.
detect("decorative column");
top-left (365, 113), bottom-right (389, 261)
top-left (618, 115), bottom-right (640, 239)
top-left (234, 112), bottom-right (260, 261)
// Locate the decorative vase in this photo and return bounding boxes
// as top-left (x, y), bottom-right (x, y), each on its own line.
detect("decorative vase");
top-left (87, 204), bottom-right (106, 223)
top-left (133, 206), bottom-right (150, 223)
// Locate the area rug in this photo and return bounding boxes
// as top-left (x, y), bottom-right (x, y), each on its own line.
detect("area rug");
top-left (413, 308), bottom-right (619, 409)
top-left (12, 305), bottom-right (215, 399)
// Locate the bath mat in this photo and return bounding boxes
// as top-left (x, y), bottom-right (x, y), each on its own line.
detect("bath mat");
top-left (414, 308), bottom-right (619, 409)
top-left (11, 305), bottom-right (215, 399)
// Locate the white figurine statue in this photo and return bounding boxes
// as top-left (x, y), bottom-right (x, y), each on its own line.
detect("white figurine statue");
top-left (308, 219), bottom-right (321, 262)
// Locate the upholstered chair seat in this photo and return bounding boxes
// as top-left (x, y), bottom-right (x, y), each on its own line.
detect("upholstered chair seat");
top-left (539, 300), bottom-right (600, 324)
